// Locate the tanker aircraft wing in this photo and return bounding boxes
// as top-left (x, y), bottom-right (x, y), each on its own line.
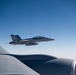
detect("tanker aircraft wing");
top-left (0, 46), bottom-right (76, 75)
top-left (0, 46), bottom-right (40, 75)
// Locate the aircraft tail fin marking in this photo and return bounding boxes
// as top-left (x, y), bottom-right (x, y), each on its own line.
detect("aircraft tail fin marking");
top-left (11, 35), bottom-right (22, 42)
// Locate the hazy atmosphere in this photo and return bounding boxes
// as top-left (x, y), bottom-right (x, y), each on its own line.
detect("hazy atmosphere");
top-left (0, 0), bottom-right (76, 60)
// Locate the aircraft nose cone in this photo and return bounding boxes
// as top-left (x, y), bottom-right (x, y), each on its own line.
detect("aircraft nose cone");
top-left (52, 38), bottom-right (55, 40)
top-left (49, 38), bottom-right (55, 41)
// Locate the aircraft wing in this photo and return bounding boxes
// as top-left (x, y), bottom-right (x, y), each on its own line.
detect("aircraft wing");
top-left (20, 40), bottom-right (38, 46)
top-left (0, 46), bottom-right (40, 75)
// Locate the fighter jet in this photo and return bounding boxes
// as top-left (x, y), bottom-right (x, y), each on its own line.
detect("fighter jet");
top-left (0, 46), bottom-right (76, 75)
top-left (9, 34), bottom-right (55, 46)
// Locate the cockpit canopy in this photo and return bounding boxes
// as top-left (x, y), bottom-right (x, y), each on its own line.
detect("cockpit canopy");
top-left (32, 36), bottom-right (46, 39)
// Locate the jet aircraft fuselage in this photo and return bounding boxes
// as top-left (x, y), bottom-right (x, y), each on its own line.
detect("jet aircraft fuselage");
top-left (9, 35), bottom-right (55, 46)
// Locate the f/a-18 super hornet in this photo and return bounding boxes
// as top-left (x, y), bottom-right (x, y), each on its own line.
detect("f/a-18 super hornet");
top-left (0, 46), bottom-right (76, 75)
top-left (9, 34), bottom-right (55, 46)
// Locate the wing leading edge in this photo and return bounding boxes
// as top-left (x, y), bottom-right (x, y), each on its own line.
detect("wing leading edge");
top-left (0, 46), bottom-right (40, 75)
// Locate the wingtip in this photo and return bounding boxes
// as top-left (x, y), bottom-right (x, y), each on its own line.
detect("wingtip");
top-left (0, 46), bottom-right (9, 54)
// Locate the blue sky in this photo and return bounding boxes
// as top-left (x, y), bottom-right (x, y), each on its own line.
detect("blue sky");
top-left (0, 0), bottom-right (76, 60)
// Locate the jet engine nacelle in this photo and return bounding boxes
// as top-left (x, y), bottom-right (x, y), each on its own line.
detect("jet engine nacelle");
top-left (13, 55), bottom-right (76, 75)
top-left (41, 58), bottom-right (75, 75)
